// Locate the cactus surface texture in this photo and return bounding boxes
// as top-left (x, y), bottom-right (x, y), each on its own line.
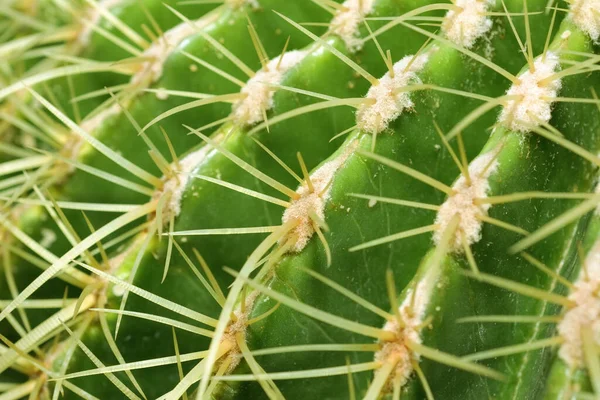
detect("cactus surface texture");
top-left (0, 0), bottom-right (600, 399)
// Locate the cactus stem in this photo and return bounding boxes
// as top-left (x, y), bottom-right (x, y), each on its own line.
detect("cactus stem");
top-left (251, 136), bottom-right (304, 184)
top-left (502, 0), bottom-right (536, 71)
top-left (276, 11), bottom-right (379, 86)
top-left (521, 252), bottom-right (576, 289)
top-left (143, 93), bottom-right (244, 134)
top-left (302, 267), bottom-right (395, 320)
top-left (358, 150), bottom-right (455, 195)
top-left (166, 4), bottom-right (256, 78)
top-left (247, 97), bottom-right (366, 136)
top-left (173, 241), bottom-right (225, 306)
top-left (463, 270), bottom-right (575, 307)
top-left (446, 95), bottom-right (519, 140)
top-left (188, 127), bottom-right (300, 199)
top-left (401, 20), bottom-right (521, 84)
top-left (179, 51), bottom-right (247, 88)
top-left (530, 125), bottom-right (600, 166)
top-left (510, 193), bottom-right (600, 253)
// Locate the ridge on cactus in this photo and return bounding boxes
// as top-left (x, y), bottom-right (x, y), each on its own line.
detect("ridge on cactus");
top-left (0, 0), bottom-right (599, 399)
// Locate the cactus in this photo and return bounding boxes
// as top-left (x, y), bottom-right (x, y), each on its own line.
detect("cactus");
top-left (0, 0), bottom-right (599, 399)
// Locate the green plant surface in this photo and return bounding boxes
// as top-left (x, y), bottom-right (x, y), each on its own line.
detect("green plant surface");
top-left (0, 0), bottom-right (333, 344)
top-left (0, 1), bottom-right (599, 400)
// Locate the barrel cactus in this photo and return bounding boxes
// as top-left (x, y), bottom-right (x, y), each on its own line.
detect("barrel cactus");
top-left (0, 0), bottom-right (599, 399)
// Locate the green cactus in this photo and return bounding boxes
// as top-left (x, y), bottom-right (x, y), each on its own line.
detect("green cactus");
top-left (0, 0), bottom-right (599, 399)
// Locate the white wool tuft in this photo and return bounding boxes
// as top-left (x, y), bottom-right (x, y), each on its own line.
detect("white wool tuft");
top-left (374, 278), bottom-right (431, 389)
top-left (131, 21), bottom-right (201, 86)
top-left (569, 0), bottom-right (600, 41)
top-left (330, 0), bottom-right (375, 52)
top-left (79, 0), bottom-right (123, 45)
top-left (356, 53), bottom-right (430, 134)
top-left (219, 290), bottom-right (260, 372)
top-left (558, 240), bottom-right (600, 367)
top-left (232, 50), bottom-right (308, 126)
top-left (162, 144), bottom-right (214, 218)
top-left (433, 147), bottom-right (501, 251)
top-left (282, 141), bottom-right (358, 252)
top-left (498, 52), bottom-right (562, 133)
top-left (442, 0), bottom-right (494, 48)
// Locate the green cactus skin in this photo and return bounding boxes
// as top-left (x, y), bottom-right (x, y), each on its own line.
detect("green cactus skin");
top-left (0, 0), bottom-right (599, 400)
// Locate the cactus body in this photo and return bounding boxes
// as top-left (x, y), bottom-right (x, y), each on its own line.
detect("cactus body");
top-left (0, 1), bottom-right (599, 400)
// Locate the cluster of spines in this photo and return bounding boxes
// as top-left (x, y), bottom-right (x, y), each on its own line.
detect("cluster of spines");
top-left (0, 0), bottom-right (599, 399)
